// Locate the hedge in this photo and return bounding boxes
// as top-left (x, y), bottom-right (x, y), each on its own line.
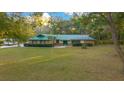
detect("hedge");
top-left (0, 40), bottom-right (3, 46)
top-left (96, 40), bottom-right (113, 45)
top-left (119, 40), bottom-right (124, 45)
top-left (72, 43), bottom-right (93, 47)
top-left (96, 40), bottom-right (124, 45)
top-left (24, 44), bottom-right (53, 47)
top-left (72, 43), bottom-right (82, 46)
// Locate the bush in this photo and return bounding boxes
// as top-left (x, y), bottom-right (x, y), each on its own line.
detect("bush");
top-left (119, 40), bottom-right (124, 45)
top-left (72, 43), bottom-right (82, 46)
top-left (24, 44), bottom-right (53, 47)
top-left (72, 43), bottom-right (93, 47)
top-left (72, 41), bottom-right (82, 46)
top-left (81, 44), bottom-right (87, 49)
top-left (0, 40), bottom-right (3, 46)
top-left (86, 43), bottom-right (94, 47)
top-left (96, 40), bottom-right (113, 45)
top-left (96, 40), bottom-right (124, 45)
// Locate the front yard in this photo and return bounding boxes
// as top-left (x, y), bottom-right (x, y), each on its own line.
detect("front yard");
top-left (0, 45), bottom-right (124, 80)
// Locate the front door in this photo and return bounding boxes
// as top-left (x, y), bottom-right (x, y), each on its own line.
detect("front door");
top-left (63, 40), bottom-right (68, 45)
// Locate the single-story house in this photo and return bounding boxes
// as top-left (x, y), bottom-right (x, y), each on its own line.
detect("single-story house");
top-left (25, 34), bottom-right (95, 47)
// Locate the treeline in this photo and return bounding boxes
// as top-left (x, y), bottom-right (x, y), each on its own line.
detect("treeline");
top-left (1, 12), bottom-right (124, 45)
top-left (47, 13), bottom-right (124, 45)
top-left (71, 13), bottom-right (124, 45)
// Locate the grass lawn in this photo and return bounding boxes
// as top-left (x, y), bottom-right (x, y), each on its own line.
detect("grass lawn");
top-left (0, 45), bottom-right (124, 80)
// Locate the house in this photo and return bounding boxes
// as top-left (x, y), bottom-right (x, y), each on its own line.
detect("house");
top-left (24, 34), bottom-right (95, 47)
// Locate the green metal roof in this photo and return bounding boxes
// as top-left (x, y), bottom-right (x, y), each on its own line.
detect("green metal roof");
top-left (30, 34), bottom-right (95, 41)
top-left (30, 35), bottom-right (49, 40)
top-left (55, 35), bottom-right (94, 40)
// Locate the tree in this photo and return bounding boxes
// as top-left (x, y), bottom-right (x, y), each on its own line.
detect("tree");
top-left (49, 16), bottom-right (60, 34)
top-left (31, 12), bottom-right (44, 35)
top-left (106, 13), bottom-right (124, 64)
top-left (1, 12), bottom-right (35, 46)
top-left (12, 14), bottom-right (34, 45)
top-left (0, 12), bottom-right (11, 39)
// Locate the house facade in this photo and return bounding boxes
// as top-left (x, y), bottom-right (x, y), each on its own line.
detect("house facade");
top-left (24, 34), bottom-right (95, 47)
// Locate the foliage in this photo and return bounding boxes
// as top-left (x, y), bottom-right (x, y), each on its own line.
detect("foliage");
top-left (0, 12), bottom-right (34, 45)
top-left (0, 13), bottom-right (11, 38)
top-left (24, 43), bottom-right (53, 47)
top-left (81, 44), bottom-right (87, 49)
top-left (0, 39), bottom-right (3, 46)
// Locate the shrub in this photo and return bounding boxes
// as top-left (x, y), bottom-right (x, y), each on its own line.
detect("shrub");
top-left (96, 40), bottom-right (124, 45)
top-left (0, 40), bottom-right (3, 46)
top-left (96, 40), bottom-right (113, 45)
top-left (24, 44), bottom-right (53, 47)
top-left (119, 40), bottom-right (124, 45)
top-left (81, 44), bottom-right (87, 49)
top-left (72, 43), bottom-right (82, 46)
top-left (72, 41), bottom-right (82, 46)
top-left (86, 43), bottom-right (93, 46)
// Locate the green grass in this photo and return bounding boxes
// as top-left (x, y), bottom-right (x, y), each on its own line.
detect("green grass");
top-left (0, 45), bottom-right (124, 80)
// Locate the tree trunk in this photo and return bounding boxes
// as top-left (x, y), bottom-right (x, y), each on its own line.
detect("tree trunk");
top-left (106, 13), bottom-right (124, 72)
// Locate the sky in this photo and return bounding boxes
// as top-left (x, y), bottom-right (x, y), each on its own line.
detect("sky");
top-left (48, 12), bottom-right (72, 20)
top-left (21, 12), bottom-right (72, 20)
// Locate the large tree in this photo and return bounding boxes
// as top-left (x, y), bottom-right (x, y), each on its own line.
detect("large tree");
top-left (0, 12), bottom-right (11, 39)
top-left (106, 13), bottom-right (124, 64)
top-left (31, 12), bottom-right (44, 35)
top-left (0, 12), bottom-right (34, 46)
